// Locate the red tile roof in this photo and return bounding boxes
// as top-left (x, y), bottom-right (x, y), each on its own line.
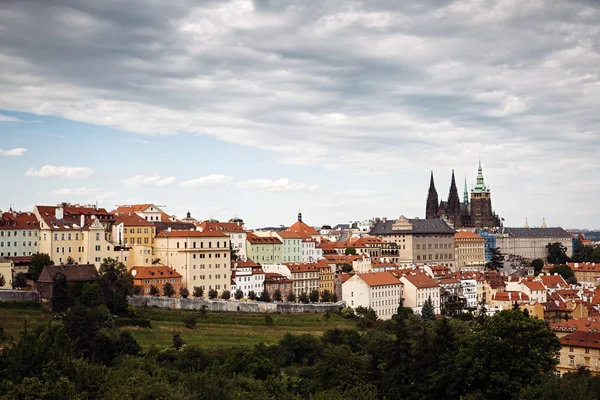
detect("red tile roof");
top-left (112, 212), bottom-right (154, 227)
top-left (286, 220), bottom-right (319, 236)
top-left (536, 274), bottom-right (568, 289)
top-left (402, 273), bottom-right (439, 289)
top-left (0, 211), bottom-right (39, 230)
top-left (114, 204), bottom-right (155, 213)
top-left (196, 220), bottom-right (246, 233)
top-left (286, 263), bottom-right (320, 273)
top-left (454, 230), bottom-right (485, 240)
top-left (247, 232), bottom-right (282, 244)
top-left (156, 230), bottom-right (228, 238)
top-left (130, 266), bottom-right (182, 280)
top-left (551, 318), bottom-right (600, 334)
top-left (232, 259), bottom-right (261, 268)
top-left (523, 281), bottom-right (545, 291)
top-left (357, 271), bottom-right (401, 287)
top-left (561, 331), bottom-right (600, 350)
top-left (492, 291), bottom-right (529, 302)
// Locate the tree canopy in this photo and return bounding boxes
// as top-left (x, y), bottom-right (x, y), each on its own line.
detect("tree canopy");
top-left (547, 242), bottom-right (570, 265)
top-left (28, 253), bottom-right (53, 281)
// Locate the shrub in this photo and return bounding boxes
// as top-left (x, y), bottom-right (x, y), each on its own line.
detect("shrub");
top-left (208, 289), bottom-right (218, 299)
top-left (340, 307), bottom-right (355, 319)
top-left (185, 315), bottom-right (197, 329)
top-left (193, 286), bottom-right (204, 298)
top-left (221, 290), bottom-right (231, 300)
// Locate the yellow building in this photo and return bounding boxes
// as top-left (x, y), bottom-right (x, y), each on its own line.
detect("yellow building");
top-left (558, 331), bottom-right (600, 376)
top-left (454, 230), bottom-right (486, 270)
top-left (112, 212), bottom-right (156, 247)
top-left (35, 204), bottom-right (124, 267)
top-left (153, 230), bottom-right (231, 295)
top-left (0, 258), bottom-right (12, 288)
top-left (318, 262), bottom-right (335, 299)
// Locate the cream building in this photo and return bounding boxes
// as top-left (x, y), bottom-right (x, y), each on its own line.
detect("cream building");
top-left (342, 271), bottom-right (403, 320)
top-left (496, 227), bottom-right (573, 261)
top-left (558, 331), bottom-right (600, 376)
top-left (153, 229), bottom-right (231, 295)
top-left (454, 230), bottom-right (486, 270)
top-left (400, 272), bottom-right (441, 315)
top-left (0, 210), bottom-right (40, 258)
top-left (197, 220), bottom-right (248, 261)
top-left (370, 216), bottom-right (456, 269)
top-left (0, 258), bottom-right (13, 288)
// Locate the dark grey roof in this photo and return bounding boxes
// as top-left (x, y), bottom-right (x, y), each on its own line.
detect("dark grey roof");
top-left (154, 221), bottom-right (196, 233)
top-left (333, 224), bottom-right (350, 230)
top-left (37, 264), bottom-right (99, 283)
top-left (370, 218), bottom-right (455, 235)
top-left (504, 227), bottom-right (571, 238)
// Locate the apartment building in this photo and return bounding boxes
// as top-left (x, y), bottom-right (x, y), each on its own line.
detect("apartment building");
top-left (197, 220), bottom-right (248, 261)
top-left (0, 210), bottom-right (40, 257)
top-left (400, 272), bottom-right (441, 315)
top-left (342, 271), bottom-right (403, 320)
top-left (454, 230), bottom-right (486, 270)
top-left (246, 232), bottom-right (282, 264)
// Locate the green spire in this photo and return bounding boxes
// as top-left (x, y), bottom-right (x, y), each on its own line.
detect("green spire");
top-left (472, 159), bottom-right (489, 194)
top-left (463, 177), bottom-right (469, 204)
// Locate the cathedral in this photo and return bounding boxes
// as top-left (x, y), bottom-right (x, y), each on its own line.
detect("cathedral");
top-left (426, 161), bottom-right (501, 229)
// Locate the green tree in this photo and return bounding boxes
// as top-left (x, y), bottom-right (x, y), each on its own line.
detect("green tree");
top-left (547, 242), bottom-right (570, 264)
top-left (486, 247), bottom-right (504, 270)
top-left (421, 296), bottom-right (436, 321)
top-left (248, 290), bottom-right (257, 300)
top-left (149, 285), bottom-right (159, 296)
top-left (65, 256), bottom-right (77, 265)
top-left (230, 243), bottom-right (239, 261)
top-left (299, 292), bottom-right (309, 304)
top-left (179, 286), bottom-right (189, 298)
top-left (259, 289), bottom-right (271, 302)
top-left (0, 273), bottom-right (5, 288)
top-left (221, 290), bottom-right (231, 300)
top-left (273, 289), bottom-right (282, 302)
top-left (452, 309), bottom-right (561, 399)
top-left (172, 334), bottom-right (185, 350)
top-left (208, 289), bottom-right (218, 299)
top-left (320, 289), bottom-right (332, 303)
top-left (572, 238), bottom-right (595, 262)
top-left (531, 258), bottom-right (545, 274)
top-left (332, 292), bottom-right (338, 302)
top-left (551, 264), bottom-right (575, 282)
top-left (286, 291), bottom-right (296, 302)
top-left (162, 282), bottom-right (175, 297)
top-left (185, 315), bottom-right (197, 328)
top-left (12, 272), bottom-right (28, 289)
top-left (193, 286), bottom-right (204, 298)
top-left (98, 258), bottom-right (133, 314)
top-left (51, 272), bottom-right (70, 313)
top-left (29, 253), bottom-right (53, 281)
top-left (309, 289), bottom-right (319, 303)
top-left (234, 289), bottom-right (244, 300)
top-left (345, 247), bottom-right (357, 256)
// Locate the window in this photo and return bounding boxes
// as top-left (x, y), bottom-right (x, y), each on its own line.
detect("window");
top-left (96, 233), bottom-right (100, 240)
top-left (586, 348), bottom-right (590, 354)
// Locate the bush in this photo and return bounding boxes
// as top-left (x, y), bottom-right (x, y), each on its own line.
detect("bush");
top-left (221, 290), bottom-right (231, 300)
top-left (114, 318), bottom-right (151, 328)
top-left (248, 291), bottom-right (257, 300)
top-left (234, 289), bottom-right (244, 300)
top-left (340, 307), bottom-right (355, 318)
top-left (185, 315), bottom-right (197, 329)
top-left (208, 289), bottom-right (218, 299)
top-left (193, 286), bottom-right (204, 298)
top-left (265, 314), bottom-right (274, 326)
top-left (179, 286), bottom-right (190, 299)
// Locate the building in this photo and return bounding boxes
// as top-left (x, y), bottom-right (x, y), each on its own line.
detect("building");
top-left (130, 265), bottom-right (183, 296)
top-left (496, 227), bottom-right (573, 261)
top-left (506, 280), bottom-right (547, 304)
top-left (301, 235), bottom-right (322, 262)
top-left (36, 264), bottom-right (99, 300)
top-left (197, 220), bottom-right (248, 261)
top-left (558, 331), bottom-right (600, 375)
top-left (459, 277), bottom-right (478, 308)
top-left (0, 210), bottom-right (40, 258)
top-left (275, 231), bottom-right (303, 263)
top-left (231, 259), bottom-right (265, 297)
top-left (264, 272), bottom-right (293, 301)
top-left (342, 271), bottom-right (403, 320)
top-left (113, 204), bottom-right (170, 223)
top-left (426, 161), bottom-right (501, 229)
top-left (478, 230), bottom-right (497, 262)
top-left (153, 229), bottom-right (231, 295)
top-left (287, 263), bottom-right (320, 296)
top-left (111, 212), bottom-right (156, 247)
top-left (0, 258), bottom-right (12, 288)
top-left (35, 204), bottom-right (123, 267)
top-left (400, 273), bottom-right (441, 315)
top-left (285, 212), bottom-right (321, 242)
top-left (455, 230), bottom-right (486, 270)
top-left (438, 277), bottom-right (465, 315)
top-left (370, 216), bottom-right (456, 269)
top-left (246, 232), bottom-right (283, 264)
top-left (568, 263), bottom-right (600, 285)
top-left (318, 262), bottom-right (335, 299)
top-left (489, 291), bottom-right (529, 309)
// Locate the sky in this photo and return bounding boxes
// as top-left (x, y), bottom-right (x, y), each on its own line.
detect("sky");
top-left (1, 0), bottom-right (599, 229)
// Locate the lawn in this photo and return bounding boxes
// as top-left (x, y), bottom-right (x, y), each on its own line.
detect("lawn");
top-left (123, 309), bottom-right (358, 349)
top-left (0, 307), bottom-right (52, 344)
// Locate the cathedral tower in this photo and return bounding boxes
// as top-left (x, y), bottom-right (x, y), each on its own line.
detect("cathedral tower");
top-left (425, 171), bottom-right (439, 219)
top-left (470, 160), bottom-right (496, 228)
top-left (446, 170), bottom-right (461, 226)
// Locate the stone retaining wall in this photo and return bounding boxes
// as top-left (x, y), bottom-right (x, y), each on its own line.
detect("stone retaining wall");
top-left (128, 295), bottom-right (345, 313)
top-left (0, 289), bottom-right (39, 302)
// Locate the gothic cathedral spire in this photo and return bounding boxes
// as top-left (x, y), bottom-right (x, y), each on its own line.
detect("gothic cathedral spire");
top-left (463, 177), bottom-right (469, 205)
top-left (425, 171), bottom-right (439, 219)
top-left (447, 170), bottom-right (460, 216)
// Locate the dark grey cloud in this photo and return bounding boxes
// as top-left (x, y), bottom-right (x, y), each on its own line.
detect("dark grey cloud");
top-left (1, 0), bottom-right (599, 226)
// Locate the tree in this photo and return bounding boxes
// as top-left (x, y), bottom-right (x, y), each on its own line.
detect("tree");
top-left (163, 282), bottom-right (175, 297)
top-left (185, 315), bottom-right (197, 328)
top-left (193, 286), bottom-right (204, 298)
top-left (299, 292), bottom-right (309, 304)
top-left (332, 292), bottom-right (338, 302)
top-left (531, 258), bottom-right (545, 274)
top-left (320, 290), bottom-right (332, 303)
top-left (208, 289), bottom-right (218, 299)
top-left (486, 247), bottom-right (504, 270)
top-left (551, 264), bottom-right (575, 282)
top-left (149, 285), bottom-right (160, 296)
top-left (230, 244), bottom-right (239, 261)
top-left (286, 291), bottom-right (296, 303)
top-left (179, 286), bottom-right (189, 299)
top-left (29, 253), bottom-right (53, 281)
top-left (309, 289), bottom-right (319, 303)
top-left (339, 263), bottom-right (353, 273)
top-left (221, 290), bottom-right (231, 300)
top-left (64, 256), bottom-right (77, 265)
top-left (12, 272), bottom-right (27, 289)
top-left (259, 289), bottom-right (271, 302)
top-left (172, 334), bottom-right (185, 350)
top-left (248, 290), bottom-right (257, 300)
top-left (234, 289), bottom-right (244, 300)
top-left (0, 273), bottom-right (5, 288)
top-left (421, 296), bottom-right (436, 321)
top-left (51, 272), bottom-right (70, 313)
top-left (345, 247), bottom-right (357, 256)
top-left (273, 289), bottom-right (282, 302)
top-left (98, 258), bottom-right (134, 314)
top-left (152, 258), bottom-right (162, 265)
top-left (547, 242), bottom-right (570, 264)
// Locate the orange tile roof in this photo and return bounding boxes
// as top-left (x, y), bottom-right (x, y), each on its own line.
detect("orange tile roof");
top-left (277, 231), bottom-right (304, 239)
top-left (454, 230), bottom-right (485, 240)
top-left (113, 212), bottom-right (154, 227)
top-left (402, 273), bottom-right (439, 289)
top-left (156, 230), bottom-right (228, 238)
top-left (551, 318), bottom-right (600, 333)
top-left (196, 220), bottom-right (246, 233)
top-left (286, 263), bottom-right (320, 272)
top-left (0, 211), bottom-right (39, 230)
top-left (130, 265), bottom-right (182, 280)
top-left (523, 281), bottom-right (545, 291)
top-left (357, 271), bottom-right (401, 287)
top-left (247, 232), bottom-right (282, 244)
top-left (286, 220), bottom-right (319, 236)
top-left (492, 291), bottom-right (529, 302)
top-left (114, 204), bottom-right (155, 213)
top-left (339, 273), bottom-right (352, 283)
top-left (537, 274), bottom-right (568, 289)
top-left (232, 259), bottom-right (260, 268)
top-left (561, 331), bottom-right (600, 350)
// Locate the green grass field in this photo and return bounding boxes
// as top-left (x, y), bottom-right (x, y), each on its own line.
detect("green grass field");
top-left (0, 306), bottom-right (357, 349)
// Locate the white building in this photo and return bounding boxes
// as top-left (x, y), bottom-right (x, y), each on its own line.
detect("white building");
top-left (400, 273), bottom-right (441, 315)
top-left (496, 227), bottom-right (573, 261)
top-left (505, 279), bottom-right (547, 304)
top-left (342, 271), bottom-right (403, 320)
top-left (301, 237), bottom-right (323, 263)
top-left (0, 210), bottom-right (40, 258)
top-left (460, 278), bottom-right (478, 308)
top-left (231, 260), bottom-right (265, 297)
top-left (197, 220), bottom-right (248, 261)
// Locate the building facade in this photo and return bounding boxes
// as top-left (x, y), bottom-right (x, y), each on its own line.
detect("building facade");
top-left (197, 220), bottom-right (248, 262)
top-left (287, 263), bottom-right (319, 296)
top-left (130, 265), bottom-right (183, 296)
top-left (246, 233), bottom-right (283, 264)
top-left (496, 227), bottom-right (573, 261)
top-left (0, 210), bottom-right (40, 258)
top-left (400, 273), bottom-right (441, 315)
top-left (231, 259), bottom-right (265, 297)
top-left (342, 271), bottom-right (403, 320)
top-left (455, 230), bottom-right (486, 270)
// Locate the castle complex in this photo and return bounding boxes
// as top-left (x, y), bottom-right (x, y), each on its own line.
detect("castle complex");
top-left (426, 161), bottom-right (501, 229)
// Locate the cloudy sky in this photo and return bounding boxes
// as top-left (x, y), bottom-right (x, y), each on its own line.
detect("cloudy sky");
top-left (1, 0), bottom-right (599, 229)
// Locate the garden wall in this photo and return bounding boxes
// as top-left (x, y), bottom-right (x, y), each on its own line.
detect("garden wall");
top-left (0, 289), bottom-right (39, 302)
top-left (128, 295), bottom-right (345, 314)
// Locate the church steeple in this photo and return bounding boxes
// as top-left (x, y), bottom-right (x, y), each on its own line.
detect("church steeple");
top-left (425, 171), bottom-right (439, 219)
top-left (472, 159), bottom-right (489, 194)
top-left (463, 177), bottom-right (469, 205)
top-left (447, 170), bottom-right (461, 217)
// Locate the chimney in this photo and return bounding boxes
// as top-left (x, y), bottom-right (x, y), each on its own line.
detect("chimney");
top-left (55, 206), bottom-right (64, 220)
top-left (80, 214), bottom-right (85, 228)
top-left (167, 227), bottom-right (172, 232)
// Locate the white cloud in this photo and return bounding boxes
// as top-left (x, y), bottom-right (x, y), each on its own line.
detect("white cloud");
top-left (0, 114), bottom-right (22, 122)
top-left (48, 187), bottom-right (100, 196)
top-left (25, 165), bottom-right (94, 178)
top-left (0, 147), bottom-right (27, 156)
top-left (333, 189), bottom-right (376, 197)
top-left (180, 174), bottom-right (233, 188)
top-left (122, 174), bottom-right (176, 187)
top-left (237, 178), bottom-right (319, 192)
